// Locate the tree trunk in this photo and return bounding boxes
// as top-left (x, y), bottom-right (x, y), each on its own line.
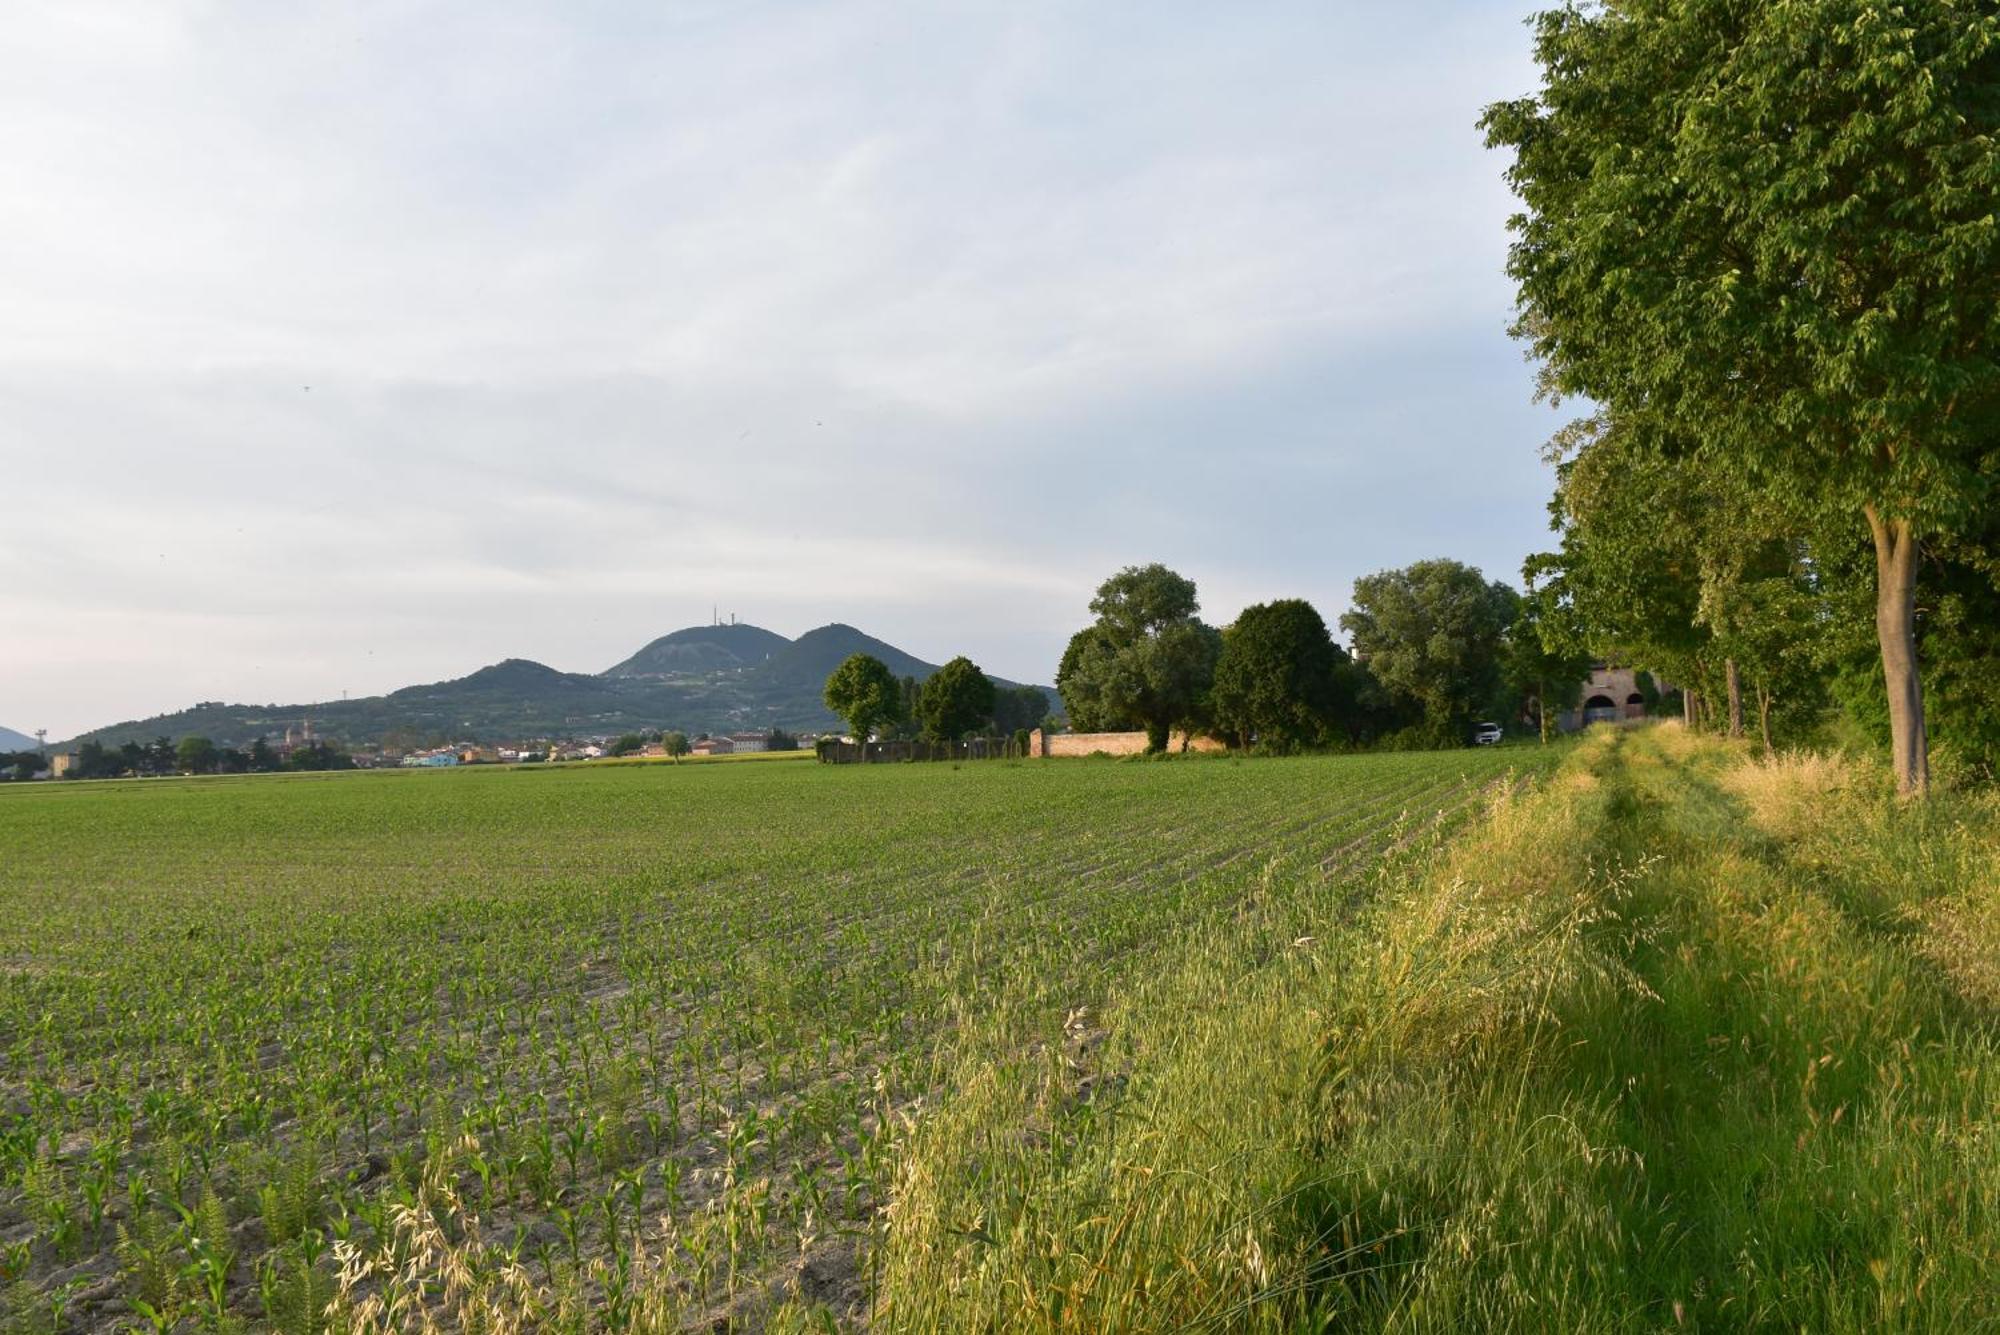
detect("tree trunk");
top-left (1145, 719), bottom-right (1169, 753)
top-left (1757, 685), bottom-right (1773, 752)
top-left (1683, 687), bottom-right (1694, 728)
top-left (1725, 659), bottom-right (1744, 738)
top-left (1867, 506), bottom-right (1929, 798)
top-left (1538, 679), bottom-right (1550, 744)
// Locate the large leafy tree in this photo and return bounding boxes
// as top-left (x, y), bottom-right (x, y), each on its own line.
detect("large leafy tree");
top-left (917, 656), bottom-right (997, 741)
top-left (1340, 560), bottom-right (1519, 744)
top-left (1210, 599), bottom-right (1347, 752)
top-left (176, 736), bottom-right (217, 775)
top-left (1056, 564), bottom-right (1221, 752)
top-left (823, 653), bottom-right (904, 743)
top-left (1484, 2), bottom-right (2000, 795)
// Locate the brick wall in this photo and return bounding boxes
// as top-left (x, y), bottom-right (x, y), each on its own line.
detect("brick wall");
top-left (1028, 729), bottom-right (1228, 757)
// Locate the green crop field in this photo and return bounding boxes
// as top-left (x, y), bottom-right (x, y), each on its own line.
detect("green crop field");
top-left (0, 748), bottom-right (1546, 1332)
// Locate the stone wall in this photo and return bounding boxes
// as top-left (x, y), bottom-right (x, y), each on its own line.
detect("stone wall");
top-left (1028, 728), bottom-right (1228, 757)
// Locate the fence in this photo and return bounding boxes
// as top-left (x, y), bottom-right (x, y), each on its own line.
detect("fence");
top-left (818, 736), bottom-right (1030, 764)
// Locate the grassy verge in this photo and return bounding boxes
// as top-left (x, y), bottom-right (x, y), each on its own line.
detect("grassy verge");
top-left (875, 726), bottom-right (2000, 1330)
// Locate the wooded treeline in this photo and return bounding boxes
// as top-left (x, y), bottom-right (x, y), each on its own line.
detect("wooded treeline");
top-left (1484, 1), bottom-right (2000, 794)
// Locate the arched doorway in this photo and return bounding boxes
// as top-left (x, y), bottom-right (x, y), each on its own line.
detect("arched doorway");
top-left (1625, 691), bottom-right (1646, 719)
top-left (1583, 694), bottom-right (1619, 725)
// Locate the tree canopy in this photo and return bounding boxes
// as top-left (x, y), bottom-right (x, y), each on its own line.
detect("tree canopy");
top-left (176, 736), bottom-right (217, 774)
top-left (1340, 560), bottom-right (1518, 745)
top-left (1057, 564), bottom-right (1221, 752)
top-left (917, 656), bottom-right (997, 741)
top-left (1209, 599), bottom-right (1346, 752)
top-left (823, 653), bottom-right (904, 744)
top-left (1484, 1), bottom-right (2000, 794)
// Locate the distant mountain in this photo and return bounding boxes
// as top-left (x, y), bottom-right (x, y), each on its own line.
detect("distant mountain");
top-left (756, 624), bottom-right (940, 694)
top-left (0, 725), bottom-right (39, 752)
top-left (603, 623), bottom-right (790, 678)
top-left (56, 622), bottom-right (1058, 750)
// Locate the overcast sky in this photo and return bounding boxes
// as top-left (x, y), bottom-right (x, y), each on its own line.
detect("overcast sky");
top-left (3, 1), bottom-right (1563, 741)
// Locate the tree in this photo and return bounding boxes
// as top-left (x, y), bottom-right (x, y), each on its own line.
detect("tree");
top-left (1209, 599), bottom-right (1345, 752)
top-left (176, 736), bottom-right (217, 775)
top-left (607, 734), bottom-right (645, 758)
top-left (823, 653), bottom-right (903, 743)
top-left (1340, 560), bottom-right (1519, 745)
top-left (1501, 583), bottom-right (1593, 744)
top-left (1056, 564), bottom-right (1221, 752)
top-left (1484, 4), bottom-right (2000, 794)
top-left (73, 741), bottom-right (118, 779)
top-left (763, 728), bottom-right (797, 752)
top-left (284, 741), bottom-right (354, 772)
top-left (660, 731), bottom-right (691, 757)
top-left (917, 656), bottom-right (997, 741)
top-left (247, 737), bottom-right (279, 772)
top-left (991, 684), bottom-right (1053, 736)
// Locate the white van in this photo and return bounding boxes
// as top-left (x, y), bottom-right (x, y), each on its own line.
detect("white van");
top-left (1472, 722), bottom-right (1503, 746)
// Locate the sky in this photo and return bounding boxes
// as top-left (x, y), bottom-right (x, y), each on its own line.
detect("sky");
top-left (2, 1), bottom-right (1566, 742)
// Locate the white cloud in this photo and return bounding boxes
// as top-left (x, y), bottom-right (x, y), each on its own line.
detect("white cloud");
top-left (1, 1), bottom-right (1560, 738)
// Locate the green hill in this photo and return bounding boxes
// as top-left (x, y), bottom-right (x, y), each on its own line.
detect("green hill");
top-left (601, 623), bottom-right (791, 678)
top-left (56, 623), bottom-right (1056, 749)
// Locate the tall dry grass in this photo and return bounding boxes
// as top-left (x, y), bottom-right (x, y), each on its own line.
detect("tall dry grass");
top-left (873, 727), bottom-right (2000, 1331)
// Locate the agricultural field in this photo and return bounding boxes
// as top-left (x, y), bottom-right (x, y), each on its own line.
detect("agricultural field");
top-left (0, 746), bottom-right (1544, 1331)
top-left (871, 729), bottom-right (2000, 1332)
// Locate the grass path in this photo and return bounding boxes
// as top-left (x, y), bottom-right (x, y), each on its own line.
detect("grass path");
top-left (877, 726), bottom-right (2000, 1331)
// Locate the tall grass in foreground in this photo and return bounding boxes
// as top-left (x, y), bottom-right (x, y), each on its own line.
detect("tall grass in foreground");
top-left (875, 726), bottom-right (2000, 1331)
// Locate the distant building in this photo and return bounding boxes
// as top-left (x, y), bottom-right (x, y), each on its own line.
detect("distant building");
top-left (1559, 666), bottom-right (1650, 732)
top-left (726, 732), bottom-right (768, 753)
top-left (690, 737), bottom-right (735, 756)
top-left (50, 753), bottom-right (75, 778)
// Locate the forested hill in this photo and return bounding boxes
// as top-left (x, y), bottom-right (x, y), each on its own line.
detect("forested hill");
top-left (57, 623), bottom-right (1056, 749)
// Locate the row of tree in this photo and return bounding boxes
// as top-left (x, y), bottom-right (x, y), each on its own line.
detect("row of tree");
top-left (816, 561), bottom-right (1605, 759)
top-left (1053, 562), bottom-right (1589, 754)
top-left (822, 654), bottom-right (1052, 745)
top-left (0, 751), bottom-right (47, 782)
top-left (62, 736), bottom-right (355, 778)
top-left (1482, 3), bottom-right (2000, 796)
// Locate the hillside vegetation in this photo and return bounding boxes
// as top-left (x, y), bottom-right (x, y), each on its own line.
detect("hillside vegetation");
top-left (880, 726), bottom-right (2000, 1330)
top-left (59, 622), bottom-right (1056, 751)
